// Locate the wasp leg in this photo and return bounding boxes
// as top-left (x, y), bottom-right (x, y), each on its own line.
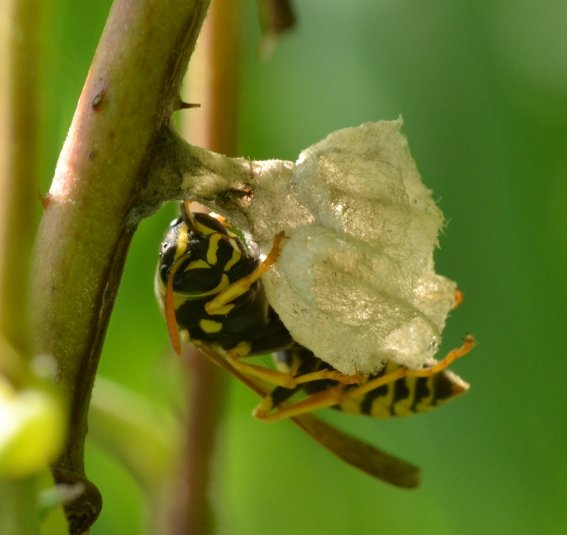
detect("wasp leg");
top-left (225, 350), bottom-right (361, 389)
top-left (453, 289), bottom-right (464, 309)
top-left (253, 385), bottom-right (346, 421)
top-left (164, 253), bottom-right (191, 355)
top-left (347, 335), bottom-right (475, 399)
top-left (252, 336), bottom-right (475, 422)
top-left (205, 231), bottom-right (286, 315)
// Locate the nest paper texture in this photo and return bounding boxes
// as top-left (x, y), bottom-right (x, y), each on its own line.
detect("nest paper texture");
top-left (249, 119), bottom-right (456, 375)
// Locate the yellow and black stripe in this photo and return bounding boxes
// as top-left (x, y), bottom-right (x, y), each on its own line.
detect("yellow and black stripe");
top-left (156, 204), bottom-right (294, 353)
top-left (270, 348), bottom-right (468, 419)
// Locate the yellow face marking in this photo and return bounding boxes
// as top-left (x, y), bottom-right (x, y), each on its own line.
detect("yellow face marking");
top-left (175, 226), bottom-right (189, 259)
top-left (172, 273), bottom-right (230, 302)
top-left (206, 233), bottom-right (222, 265)
top-left (223, 243), bottom-right (241, 272)
top-left (194, 218), bottom-right (217, 235)
top-left (199, 319), bottom-right (223, 334)
top-left (185, 259), bottom-right (210, 270)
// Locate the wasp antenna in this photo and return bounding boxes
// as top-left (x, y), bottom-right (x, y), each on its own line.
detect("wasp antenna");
top-left (181, 201), bottom-right (199, 230)
top-left (263, 231), bottom-right (287, 267)
top-left (165, 260), bottom-right (183, 355)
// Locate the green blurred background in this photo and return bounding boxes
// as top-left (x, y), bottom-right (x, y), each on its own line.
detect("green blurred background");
top-left (41, 1), bottom-right (567, 534)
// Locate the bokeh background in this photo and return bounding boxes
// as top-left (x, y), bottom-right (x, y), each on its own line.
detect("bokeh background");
top-left (41, 1), bottom-right (567, 534)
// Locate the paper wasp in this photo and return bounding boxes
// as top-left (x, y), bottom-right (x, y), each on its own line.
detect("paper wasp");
top-left (155, 202), bottom-right (474, 487)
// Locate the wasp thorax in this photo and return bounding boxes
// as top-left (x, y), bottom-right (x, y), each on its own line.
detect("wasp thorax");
top-left (248, 120), bottom-right (457, 375)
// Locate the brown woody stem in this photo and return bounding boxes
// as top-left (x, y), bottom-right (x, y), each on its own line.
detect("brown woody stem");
top-left (30, 1), bottom-right (210, 532)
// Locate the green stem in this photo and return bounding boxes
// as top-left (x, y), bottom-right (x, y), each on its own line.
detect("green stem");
top-left (0, 0), bottom-right (46, 533)
top-left (0, 0), bottom-right (43, 372)
top-left (168, 350), bottom-right (227, 535)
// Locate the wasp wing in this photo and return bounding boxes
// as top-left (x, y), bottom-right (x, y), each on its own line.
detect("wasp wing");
top-left (198, 345), bottom-right (420, 488)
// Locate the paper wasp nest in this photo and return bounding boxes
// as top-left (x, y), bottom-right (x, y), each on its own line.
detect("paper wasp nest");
top-left (247, 120), bottom-right (457, 375)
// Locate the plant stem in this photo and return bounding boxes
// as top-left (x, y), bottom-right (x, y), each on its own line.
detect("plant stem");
top-left (29, 1), bottom-right (210, 532)
top-left (0, 0), bottom-right (46, 533)
top-left (185, 0), bottom-right (241, 153)
top-left (0, 0), bottom-right (42, 371)
top-left (167, 349), bottom-right (227, 535)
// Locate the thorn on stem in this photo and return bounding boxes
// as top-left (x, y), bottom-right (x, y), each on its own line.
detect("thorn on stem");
top-left (179, 101), bottom-right (201, 110)
top-left (39, 191), bottom-right (51, 209)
